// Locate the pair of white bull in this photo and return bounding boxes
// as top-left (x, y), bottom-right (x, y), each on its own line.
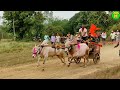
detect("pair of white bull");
top-left (32, 39), bottom-right (89, 71)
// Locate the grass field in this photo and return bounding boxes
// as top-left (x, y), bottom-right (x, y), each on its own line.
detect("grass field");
top-left (0, 40), bottom-right (64, 67)
top-left (0, 40), bottom-right (39, 67)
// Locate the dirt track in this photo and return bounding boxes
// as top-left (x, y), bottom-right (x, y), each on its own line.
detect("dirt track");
top-left (0, 44), bottom-right (120, 79)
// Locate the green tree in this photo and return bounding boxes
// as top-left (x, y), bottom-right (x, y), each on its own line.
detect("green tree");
top-left (42, 17), bottom-right (69, 37)
top-left (66, 11), bottom-right (119, 35)
top-left (0, 24), bottom-right (12, 40)
top-left (32, 12), bottom-right (45, 38)
top-left (3, 11), bottom-right (45, 40)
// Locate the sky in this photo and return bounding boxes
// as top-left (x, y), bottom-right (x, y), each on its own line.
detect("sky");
top-left (0, 11), bottom-right (3, 25)
top-left (0, 11), bottom-right (108, 25)
top-left (0, 11), bottom-right (80, 25)
top-left (53, 11), bottom-right (79, 19)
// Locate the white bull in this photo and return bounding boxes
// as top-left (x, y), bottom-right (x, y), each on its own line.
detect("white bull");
top-left (65, 39), bottom-right (89, 67)
top-left (32, 45), bottom-right (66, 71)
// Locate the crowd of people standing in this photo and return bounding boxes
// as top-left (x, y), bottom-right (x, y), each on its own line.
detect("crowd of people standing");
top-left (40, 25), bottom-right (120, 46)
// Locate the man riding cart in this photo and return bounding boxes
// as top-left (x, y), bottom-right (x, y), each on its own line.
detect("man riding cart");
top-left (87, 24), bottom-right (102, 64)
top-left (71, 24), bottom-right (102, 64)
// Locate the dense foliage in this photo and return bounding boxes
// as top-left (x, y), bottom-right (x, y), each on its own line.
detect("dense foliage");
top-left (66, 11), bottom-right (120, 35)
top-left (3, 11), bottom-right (45, 40)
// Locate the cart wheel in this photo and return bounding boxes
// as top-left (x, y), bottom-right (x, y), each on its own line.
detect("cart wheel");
top-left (74, 58), bottom-right (81, 64)
top-left (93, 53), bottom-right (100, 64)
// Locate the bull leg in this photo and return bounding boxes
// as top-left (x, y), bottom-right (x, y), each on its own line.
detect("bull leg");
top-left (61, 56), bottom-right (66, 65)
top-left (58, 56), bottom-right (64, 63)
top-left (68, 62), bottom-right (71, 67)
top-left (37, 55), bottom-right (40, 67)
top-left (42, 57), bottom-right (47, 71)
top-left (85, 55), bottom-right (89, 65)
top-left (62, 57), bottom-right (66, 65)
top-left (68, 58), bottom-right (73, 67)
top-left (68, 57), bottom-right (71, 67)
top-left (58, 56), bottom-right (66, 65)
top-left (61, 58), bottom-right (66, 65)
top-left (83, 57), bottom-right (86, 68)
top-left (61, 54), bottom-right (66, 65)
top-left (86, 50), bottom-right (89, 64)
top-left (119, 50), bottom-right (120, 56)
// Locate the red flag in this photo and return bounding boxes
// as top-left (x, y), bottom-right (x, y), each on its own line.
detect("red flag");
top-left (89, 24), bottom-right (101, 37)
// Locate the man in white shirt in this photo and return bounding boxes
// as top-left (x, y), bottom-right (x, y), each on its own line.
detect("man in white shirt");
top-left (101, 32), bottom-right (107, 45)
top-left (79, 25), bottom-right (88, 41)
top-left (101, 32), bottom-right (107, 40)
top-left (110, 31), bottom-right (116, 42)
top-left (114, 30), bottom-right (120, 56)
top-left (116, 30), bottom-right (120, 42)
top-left (56, 33), bottom-right (61, 43)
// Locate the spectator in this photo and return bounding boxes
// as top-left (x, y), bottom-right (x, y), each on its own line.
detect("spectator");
top-left (101, 32), bottom-right (107, 45)
top-left (70, 34), bottom-right (74, 40)
top-left (41, 34), bottom-right (50, 46)
top-left (66, 32), bottom-right (71, 41)
top-left (51, 34), bottom-right (56, 45)
top-left (97, 32), bottom-right (101, 42)
top-left (67, 32), bottom-right (71, 39)
top-left (56, 33), bottom-right (61, 43)
top-left (114, 30), bottom-right (120, 56)
top-left (110, 31), bottom-right (116, 43)
top-left (116, 30), bottom-right (120, 42)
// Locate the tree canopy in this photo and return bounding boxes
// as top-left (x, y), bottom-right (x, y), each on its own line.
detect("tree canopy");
top-left (65, 11), bottom-right (120, 35)
top-left (1, 11), bottom-right (120, 41)
top-left (3, 11), bottom-right (45, 40)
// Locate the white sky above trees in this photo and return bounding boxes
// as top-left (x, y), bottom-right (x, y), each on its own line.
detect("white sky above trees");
top-left (0, 11), bottom-right (108, 25)
top-left (0, 11), bottom-right (79, 25)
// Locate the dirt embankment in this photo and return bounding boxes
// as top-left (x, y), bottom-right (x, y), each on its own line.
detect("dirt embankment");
top-left (80, 65), bottom-right (120, 79)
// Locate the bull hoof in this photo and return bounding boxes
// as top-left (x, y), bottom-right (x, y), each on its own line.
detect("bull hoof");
top-left (42, 68), bottom-right (45, 71)
top-left (83, 65), bottom-right (87, 68)
top-left (68, 64), bottom-right (70, 67)
top-left (63, 64), bottom-right (66, 66)
top-left (64, 63), bottom-right (66, 65)
top-left (86, 62), bottom-right (89, 65)
top-left (37, 65), bottom-right (40, 67)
